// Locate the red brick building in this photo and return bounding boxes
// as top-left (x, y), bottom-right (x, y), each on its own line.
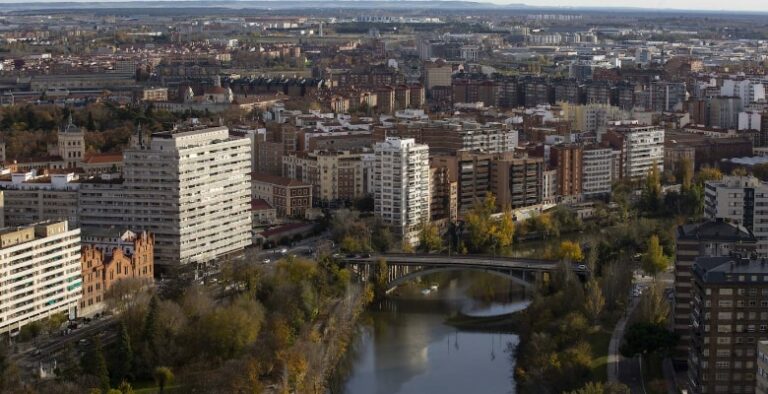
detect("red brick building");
top-left (80, 230), bottom-right (154, 316)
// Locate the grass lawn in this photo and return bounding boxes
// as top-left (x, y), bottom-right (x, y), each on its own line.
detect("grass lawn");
top-left (587, 328), bottom-right (612, 382)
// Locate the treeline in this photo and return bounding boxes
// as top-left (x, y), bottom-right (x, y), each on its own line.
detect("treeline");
top-left (3, 254), bottom-right (357, 394)
top-left (0, 103), bottom-right (214, 160)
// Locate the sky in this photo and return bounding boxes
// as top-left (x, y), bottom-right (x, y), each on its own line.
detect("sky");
top-left (0, 0), bottom-right (765, 13)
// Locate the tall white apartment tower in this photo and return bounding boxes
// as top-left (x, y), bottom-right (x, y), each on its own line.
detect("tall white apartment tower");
top-left (0, 220), bottom-right (81, 334)
top-left (704, 175), bottom-right (768, 256)
top-left (373, 137), bottom-right (430, 246)
top-left (80, 126), bottom-right (253, 266)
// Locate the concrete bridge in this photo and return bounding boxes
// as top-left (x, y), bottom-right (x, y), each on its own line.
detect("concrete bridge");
top-left (340, 253), bottom-right (589, 292)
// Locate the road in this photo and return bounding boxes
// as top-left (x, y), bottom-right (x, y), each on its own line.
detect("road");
top-left (12, 317), bottom-right (118, 368)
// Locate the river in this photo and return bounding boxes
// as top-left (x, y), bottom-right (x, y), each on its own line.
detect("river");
top-left (334, 277), bottom-right (529, 394)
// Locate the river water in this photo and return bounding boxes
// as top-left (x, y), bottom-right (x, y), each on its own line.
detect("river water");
top-left (336, 279), bottom-right (528, 394)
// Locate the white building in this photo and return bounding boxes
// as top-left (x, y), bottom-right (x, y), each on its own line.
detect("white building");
top-left (0, 220), bottom-right (81, 334)
top-left (581, 146), bottom-right (613, 198)
top-left (738, 111), bottom-right (762, 131)
top-left (79, 126), bottom-right (252, 266)
top-left (373, 138), bottom-right (430, 246)
top-left (607, 124), bottom-right (665, 180)
top-left (721, 79), bottom-right (766, 104)
top-left (704, 175), bottom-right (768, 256)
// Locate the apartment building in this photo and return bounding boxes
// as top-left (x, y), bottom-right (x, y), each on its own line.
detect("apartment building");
top-left (604, 123), bottom-right (665, 180)
top-left (252, 174), bottom-right (313, 218)
top-left (424, 60), bottom-right (453, 91)
top-left (0, 221), bottom-right (81, 334)
top-left (581, 146), bottom-right (613, 198)
top-left (0, 171), bottom-right (80, 227)
top-left (79, 126), bottom-right (252, 266)
top-left (673, 221), bottom-right (757, 367)
top-left (80, 229), bottom-right (154, 316)
top-left (373, 137), bottom-right (430, 246)
top-left (492, 155), bottom-right (544, 209)
top-left (688, 256), bottom-right (768, 394)
top-left (373, 121), bottom-right (518, 154)
top-left (282, 150), bottom-right (370, 205)
top-left (550, 144), bottom-right (583, 198)
top-left (704, 175), bottom-right (768, 256)
top-left (431, 151), bottom-right (493, 215)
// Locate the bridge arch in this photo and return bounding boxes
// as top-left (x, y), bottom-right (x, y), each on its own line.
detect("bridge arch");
top-left (385, 266), bottom-right (538, 294)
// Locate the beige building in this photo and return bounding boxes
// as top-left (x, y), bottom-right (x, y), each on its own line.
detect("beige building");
top-left (142, 87), bottom-right (169, 102)
top-left (282, 150), bottom-right (370, 205)
top-left (0, 220), bottom-right (82, 334)
top-left (79, 126), bottom-right (252, 266)
top-left (425, 60), bottom-right (453, 91)
top-left (0, 171), bottom-right (80, 227)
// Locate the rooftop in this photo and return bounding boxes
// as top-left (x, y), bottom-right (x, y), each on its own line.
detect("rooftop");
top-left (252, 173), bottom-right (310, 187)
top-left (677, 220), bottom-right (756, 243)
top-left (693, 255), bottom-right (768, 284)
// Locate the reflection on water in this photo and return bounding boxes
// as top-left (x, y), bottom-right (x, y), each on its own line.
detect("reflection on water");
top-left (339, 280), bottom-right (524, 394)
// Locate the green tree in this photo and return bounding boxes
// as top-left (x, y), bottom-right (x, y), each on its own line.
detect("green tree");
top-left (620, 322), bottom-right (678, 358)
top-left (370, 224), bottom-right (394, 253)
top-left (372, 258), bottom-right (389, 300)
top-left (641, 163), bottom-right (662, 213)
top-left (753, 162), bottom-right (768, 181)
top-left (418, 221), bottom-right (442, 252)
top-left (114, 322), bottom-right (133, 383)
top-left (637, 283), bottom-right (671, 325)
top-left (583, 278), bottom-right (605, 325)
top-left (82, 337), bottom-right (110, 393)
top-left (143, 296), bottom-right (159, 356)
top-left (566, 382), bottom-right (631, 394)
top-left (117, 381), bottom-right (135, 394)
top-left (678, 157), bottom-right (694, 191)
top-left (153, 366), bottom-right (174, 393)
top-left (641, 235), bottom-right (669, 277)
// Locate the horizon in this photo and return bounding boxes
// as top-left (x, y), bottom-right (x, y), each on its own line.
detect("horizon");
top-left (0, 0), bottom-right (764, 14)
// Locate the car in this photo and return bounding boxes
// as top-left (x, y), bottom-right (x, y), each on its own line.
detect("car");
top-left (278, 247), bottom-right (288, 254)
top-left (577, 264), bottom-right (587, 270)
top-left (262, 258), bottom-right (271, 264)
top-left (360, 253), bottom-right (371, 258)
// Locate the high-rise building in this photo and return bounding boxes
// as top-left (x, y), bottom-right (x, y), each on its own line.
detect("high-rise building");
top-left (0, 220), bottom-right (81, 334)
top-left (492, 155), bottom-right (544, 209)
top-left (581, 146), bottom-right (613, 198)
top-left (550, 144), bottom-right (583, 197)
top-left (80, 125), bottom-right (252, 266)
top-left (373, 138), bottom-right (430, 246)
top-left (603, 123), bottom-right (664, 180)
top-left (705, 176), bottom-right (768, 256)
top-left (673, 221), bottom-right (757, 367)
top-left (424, 60), bottom-right (453, 91)
top-left (0, 171), bottom-right (80, 228)
top-left (282, 150), bottom-right (370, 205)
top-left (688, 255), bottom-right (768, 394)
top-left (721, 79), bottom-right (766, 104)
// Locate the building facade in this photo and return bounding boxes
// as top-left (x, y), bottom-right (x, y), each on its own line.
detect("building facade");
top-left (79, 126), bottom-right (252, 266)
top-left (704, 176), bottom-right (768, 256)
top-left (604, 124), bottom-right (665, 180)
top-left (373, 137), bottom-right (430, 246)
top-left (581, 146), bottom-right (613, 198)
top-left (252, 174), bottom-right (313, 218)
top-left (80, 229), bottom-right (154, 316)
top-left (674, 221), bottom-right (757, 366)
top-left (0, 221), bottom-right (81, 334)
top-left (688, 256), bottom-right (768, 394)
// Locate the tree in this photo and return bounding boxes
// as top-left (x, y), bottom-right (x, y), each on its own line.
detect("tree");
top-left (557, 240), bottom-right (584, 262)
top-left (566, 382), bottom-right (631, 394)
top-left (732, 166), bottom-right (748, 176)
top-left (620, 322), bottom-right (678, 358)
top-left (637, 283), bottom-right (671, 325)
top-left (465, 194), bottom-right (514, 253)
top-left (641, 235), bottom-right (669, 277)
top-left (372, 258), bottom-right (389, 300)
top-left (117, 381), bottom-right (135, 394)
top-left (696, 166), bottom-right (723, 185)
top-left (82, 337), bottom-right (110, 394)
top-left (418, 221), bottom-right (442, 252)
top-left (114, 322), bottom-right (133, 383)
top-left (143, 296), bottom-right (159, 356)
top-left (753, 162), bottom-right (768, 181)
top-left (370, 224), bottom-right (394, 253)
top-left (678, 157), bottom-right (694, 191)
top-left (153, 366), bottom-right (174, 393)
top-left (641, 163), bottom-right (662, 213)
top-left (583, 278), bottom-right (605, 325)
